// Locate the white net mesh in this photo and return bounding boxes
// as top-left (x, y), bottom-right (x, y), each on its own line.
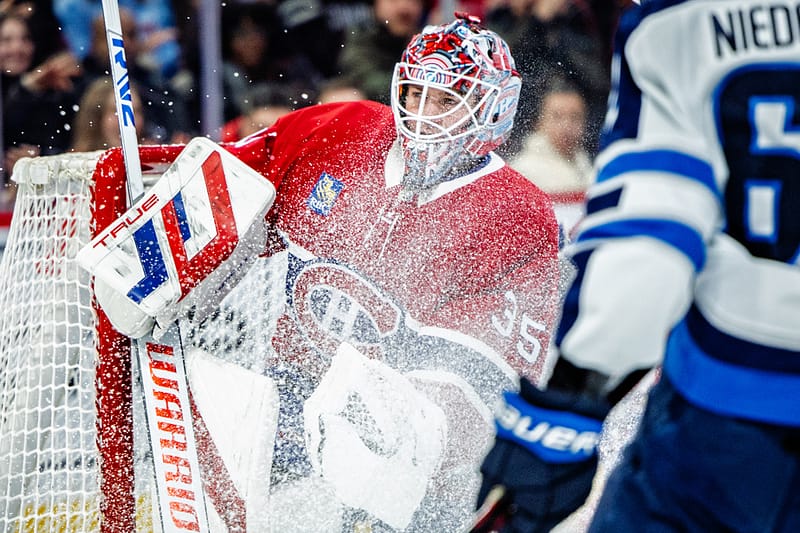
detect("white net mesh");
top-left (0, 148), bottom-right (286, 533)
top-left (0, 150), bottom-right (186, 532)
top-left (0, 152), bottom-right (105, 532)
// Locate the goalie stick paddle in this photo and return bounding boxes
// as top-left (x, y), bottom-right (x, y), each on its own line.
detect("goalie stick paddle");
top-left (137, 332), bottom-right (211, 532)
top-left (100, 2), bottom-right (211, 531)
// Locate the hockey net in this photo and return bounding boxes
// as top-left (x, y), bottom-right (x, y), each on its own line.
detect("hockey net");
top-left (0, 145), bottom-right (284, 533)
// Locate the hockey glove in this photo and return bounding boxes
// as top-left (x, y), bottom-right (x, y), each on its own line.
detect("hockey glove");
top-left (476, 378), bottom-right (609, 533)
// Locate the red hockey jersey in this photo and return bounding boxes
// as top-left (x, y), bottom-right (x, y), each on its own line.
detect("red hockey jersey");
top-left (232, 100), bottom-right (560, 392)
top-left (220, 100), bottom-right (561, 529)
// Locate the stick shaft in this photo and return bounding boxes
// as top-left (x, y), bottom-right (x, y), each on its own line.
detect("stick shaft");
top-left (99, 3), bottom-right (210, 531)
top-left (101, 0), bottom-right (144, 202)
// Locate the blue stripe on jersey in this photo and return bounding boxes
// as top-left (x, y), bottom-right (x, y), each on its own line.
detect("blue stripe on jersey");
top-left (686, 305), bottom-right (800, 373)
top-left (597, 149), bottom-right (719, 197)
top-left (599, 0), bottom-right (692, 150)
top-left (555, 249), bottom-right (592, 348)
top-left (664, 318), bottom-right (800, 426)
top-left (577, 218), bottom-right (706, 271)
top-left (598, 6), bottom-right (643, 149)
top-left (586, 187), bottom-right (622, 215)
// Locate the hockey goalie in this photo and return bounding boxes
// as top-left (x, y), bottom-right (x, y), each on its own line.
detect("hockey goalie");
top-left (80, 14), bottom-right (560, 532)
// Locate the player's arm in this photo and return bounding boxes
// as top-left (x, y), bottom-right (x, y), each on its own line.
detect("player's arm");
top-left (424, 176), bottom-right (563, 389)
top-left (474, 4), bottom-right (725, 530)
top-left (475, 156), bottom-right (716, 533)
top-left (77, 102), bottom-right (359, 337)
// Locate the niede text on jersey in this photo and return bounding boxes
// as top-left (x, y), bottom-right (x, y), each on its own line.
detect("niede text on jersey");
top-left (712, 2), bottom-right (800, 58)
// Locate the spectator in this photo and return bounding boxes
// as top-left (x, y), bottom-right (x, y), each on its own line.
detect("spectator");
top-left (0, 11), bottom-right (79, 204)
top-left (317, 76), bottom-right (366, 104)
top-left (510, 76), bottom-right (592, 238)
top-left (0, 11), bottom-right (33, 196)
top-left (486, 0), bottom-right (615, 156)
top-left (0, 0), bottom-right (65, 65)
top-left (322, 0), bottom-right (374, 34)
top-left (79, 8), bottom-right (193, 144)
top-left (0, 12), bottom-right (33, 100)
top-left (53, 0), bottom-right (181, 81)
top-left (221, 1), bottom-right (273, 121)
top-left (219, 82), bottom-right (296, 142)
top-left (276, 0), bottom-right (371, 80)
top-left (337, 0), bottom-right (428, 104)
top-left (220, 3), bottom-right (321, 122)
top-left (1, 13), bottom-right (82, 160)
top-left (69, 77), bottom-right (152, 153)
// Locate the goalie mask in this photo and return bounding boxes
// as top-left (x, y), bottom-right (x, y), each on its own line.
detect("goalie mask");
top-left (391, 13), bottom-right (521, 190)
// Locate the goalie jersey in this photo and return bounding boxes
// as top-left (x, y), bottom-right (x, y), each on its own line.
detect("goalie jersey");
top-left (233, 100), bottom-right (560, 389)
top-left (555, 0), bottom-right (800, 425)
top-left (227, 100), bottom-right (560, 518)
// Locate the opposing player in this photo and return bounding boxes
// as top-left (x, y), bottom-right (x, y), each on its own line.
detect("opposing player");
top-left (476, 0), bottom-right (800, 531)
top-left (192, 13), bottom-right (560, 532)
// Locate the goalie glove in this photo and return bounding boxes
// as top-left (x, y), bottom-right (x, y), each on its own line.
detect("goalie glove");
top-left (77, 137), bottom-right (275, 338)
top-left (476, 377), bottom-right (609, 533)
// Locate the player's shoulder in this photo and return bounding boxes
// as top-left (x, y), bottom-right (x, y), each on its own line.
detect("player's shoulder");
top-left (264, 100), bottom-right (396, 153)
top-left (292, 99), bottom-right (389, 119)
top-left (491, 159), bottom-right (554, 205)
top-left (481, 158), bottom-right (559, 231)
top-left (620, 0), bottom-right (690, 27)
top-left (615, 0), bottom-right (696, 48)
top-left (277, 100), bottom-right (393, 135)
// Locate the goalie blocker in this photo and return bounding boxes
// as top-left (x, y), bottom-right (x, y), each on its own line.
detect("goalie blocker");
top-left (77, 137), bottom-right (276, 338)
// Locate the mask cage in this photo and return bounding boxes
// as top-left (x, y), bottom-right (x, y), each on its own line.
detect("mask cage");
top-left (391, 62), bottom-right (502, 147)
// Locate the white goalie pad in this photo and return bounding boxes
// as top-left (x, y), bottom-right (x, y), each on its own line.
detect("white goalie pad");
top-left (77, 137), bottom-right (275, 338)
top-left (186, 347), bottom-right (278, 532)
top-left (304, 342), bottom-right (448, 530)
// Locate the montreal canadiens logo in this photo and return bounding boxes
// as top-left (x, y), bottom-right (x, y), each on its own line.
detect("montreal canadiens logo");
top-left (290, 261), bottom-right (402, 357)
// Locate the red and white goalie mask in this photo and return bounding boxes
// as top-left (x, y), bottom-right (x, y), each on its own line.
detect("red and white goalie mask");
top-left (391, 13), bottom-right (521, 190)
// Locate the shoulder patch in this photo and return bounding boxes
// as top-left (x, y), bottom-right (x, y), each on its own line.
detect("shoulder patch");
top-left (307, 172), bottom-right (344, 216)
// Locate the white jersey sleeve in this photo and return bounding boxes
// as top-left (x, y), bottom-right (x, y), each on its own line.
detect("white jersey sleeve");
top-left (556, 0), bottom-right (800, 425)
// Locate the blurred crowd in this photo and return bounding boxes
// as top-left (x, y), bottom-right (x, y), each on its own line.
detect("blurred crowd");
top-left (0, 0), bottom-right (633, 220)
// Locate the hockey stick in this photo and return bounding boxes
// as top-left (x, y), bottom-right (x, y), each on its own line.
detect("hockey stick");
top-left (100, 2), bottom-right (211, 531)
top-left (466, 485), bottom-right (512, 533)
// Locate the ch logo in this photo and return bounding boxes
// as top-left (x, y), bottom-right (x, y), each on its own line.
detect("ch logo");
top-left (127, 151), bottom-right (239, 303)
top-left (288, 259), bottom-right (402, 357)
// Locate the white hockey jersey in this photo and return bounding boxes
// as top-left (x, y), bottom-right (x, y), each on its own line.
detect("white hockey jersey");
top-left (557, 0), bottom-right (800, 425)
